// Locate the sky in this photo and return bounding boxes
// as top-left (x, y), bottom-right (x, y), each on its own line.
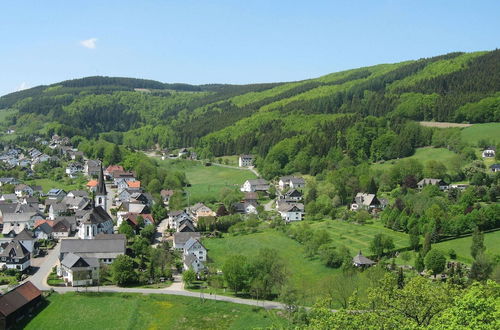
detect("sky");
top-left (0, 0), bottom-right (499, 96)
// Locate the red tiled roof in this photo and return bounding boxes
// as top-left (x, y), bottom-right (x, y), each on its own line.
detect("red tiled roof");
top-left (106, 165), bottom-right (124, 173)
top-left (86, 180), bottom-right (98, 187)
top-left (127, 181), bottom-right (141, 188)
top-left (126, 213), bottom-right (155, 226)
top-left (34, 219), bottom-right (55, 228)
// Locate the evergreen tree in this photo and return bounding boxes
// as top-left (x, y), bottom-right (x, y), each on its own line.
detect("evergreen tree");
top-left (397, 267), bottom-right (405, 289)
top-left (470, 227), bottom-right (486, 260)
top-left (415, 252), bottom-right (425, 273)
top-left (422, 232), bottom-right (432, 256)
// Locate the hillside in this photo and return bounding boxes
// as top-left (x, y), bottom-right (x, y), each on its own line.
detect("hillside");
top-left (1, 50), bottom-right (499, 178)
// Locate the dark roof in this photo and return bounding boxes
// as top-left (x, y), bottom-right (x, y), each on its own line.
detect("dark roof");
top-left (353, 251), bottom-right (376, 266)
top-left (178, 222), bottom-right (196, 232)
top-left (13, 229), bottom-right (34, 240)
top-left (0, 240), bottom-right (30, 258)
top-left (96, 163), bottom-right (107, 195)
top-left (60, 236), bottom-right (126, 255)
top-left (244, 192), bottom-right (258, 200)
top-left (52, 219), bottom-right (71, 233)
top-left (35, 222), bottom-right (53, 235)
top-left (81, 206), bottom-right (112, 225)
top-left (0, 281), bottom-right (41, 317)
top-left (173, 232), bottom-right (200, 245)
top-left (61, 253), bottom-right (99, 268)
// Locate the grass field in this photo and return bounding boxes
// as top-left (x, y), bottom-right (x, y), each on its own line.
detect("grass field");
top-left (156, 159), bottom-right (256, 204)
top-left (24, 292), bottom-right (288, 330)
top-left (204, 228), bottom-right (339, 304)
top-left (26, 178), bottom-right (84, 193)
top-left (204, 221), bottom-right (408, 304)
top-left (308, 220), bottom-right (409, 254)
top-left (433, 230), bottom-right (500, 264)
top-left (371, 147), bottom-right (459, 172)
top-left (461, 123), bottom-right (500, 146)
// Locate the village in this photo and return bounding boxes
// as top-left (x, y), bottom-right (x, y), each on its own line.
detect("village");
top-left (0, 136), bottom-right (498, 327)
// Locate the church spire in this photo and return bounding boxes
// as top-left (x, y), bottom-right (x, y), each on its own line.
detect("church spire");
top-left (96, 162), bottom-right (107, 195)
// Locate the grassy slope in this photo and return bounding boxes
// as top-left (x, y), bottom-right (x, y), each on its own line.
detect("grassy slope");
top-left (24, 292), bottom-right (288, 330)
top-left (156, 159), bottom-right (256, 203)
top-left (308, 220), bottom-right (409, 254)
top-left (433, 230), bottom-right (500, 264)
top-left (26, 178), bottom-right (84, 193)
top-left (460, 123), bottom-right (500, 146)
top-left (204, 229), bottom-right (338, 304)
top-left (371, 147), bottom-right (459, 172)
top-left (204, 221), bottom-right (408, 304)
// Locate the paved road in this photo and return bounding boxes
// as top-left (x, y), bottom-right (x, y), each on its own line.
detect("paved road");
top-left (25, 242), bottom-right (287, 310)
top-left (28, 242), bottom-right (61, 290)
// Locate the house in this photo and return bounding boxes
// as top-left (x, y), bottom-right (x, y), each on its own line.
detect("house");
top-left (238, 154), bottom-right (254, 167)
top-left (68, 150), bottom-right (84, 160)
top-left (183, 253), bottom-right (205, 273)
top-left (173, 232), bottom-right (201, 250)
top-left (52, 219), bottom-right (71, 239)
top-left (178, 221), bottom-right (196, 232)
top-left (281, 189), bottom-right (302, 201)
top-left (232, 202), bottom-right (258, 215)
top-left (117, 212), bottom-right (155, 231)
top-left (278, 176), bottom-right (306, 191)
top-left (13, 229), bottom-right (37, 256)
top-left (130, 192), bottom-right (153, 206)
top-left (0, 193), bottom-right (18, 202)
top-left (77, 206), bottom-right (114, 239)
top-left (86, 180), bottom-right (98, 192)
top-left (449, 184), bottom-right (469, 191)
top-left (352, 251), bottom-right (376, 267)
top-left (490, 164), bottom-right (500, 173)
top-left (350, 193), bottom-right (380, 211)
top-left (62, 195), bottom-right (90, 211)
top-left (178, 148), bottom-right (189, 157)
top-left (189, 203), bottom-right (216, 220)
top-left (126, 180), bottom-right (141, 190)
top-left (67, 190), bottom-right (89, 199)
top-left (277, 202), bottom-right (304, 222)
top-left (168, 210), bottom-right (194, 231)
top-left (85, 159), bottom-right (102, 177)
top-left (65, 162), bottom-right (84, 178)
top-left (160, 189), bottom-right (174, 205)
top-left (2, 207), bottom-right (43, 235)
top-left (241, 179), bottom-right (270, 193)
top-left (0, 240), bottom-right (31, 271)
top-left (417, 178), bottom-right (449, 191)
top-left (49, 203), bottom-right (68, 220)
top-left (59, 234), bottom-right (126, 264)
top-left (243, 192), bottom-right (258, 204)
top-left (482, 146), bottom-right (496, 158)
top-left (59, 253), bottom-right (99, 287)
top-left (104, 165), bottom-right (125, 180)
top-left (47, 188), bottom-right (66, 201)
top-left (0, 281), bottom-right (42, 329)
top-left (14, 184), bottom-right (34, 197)
top-left (113, 172), bottom-right (136, 186)
top-left (33, 222), bottom-right (53, 240)
top-left (182, 237), bottom-right (207, 273)
top-left (117, 201), bottom-right (150, 214)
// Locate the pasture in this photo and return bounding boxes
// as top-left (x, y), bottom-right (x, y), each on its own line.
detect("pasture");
top-left (433, 230), bottom-right (500, 264)
top-left (23, 292), bottom-right (287, 330)
top-left (461, 123), bottom-right (500, 146)
top-left (156, 159), bottom-right (256, 204)
top-left (371, 147), bottom-right (459, 172)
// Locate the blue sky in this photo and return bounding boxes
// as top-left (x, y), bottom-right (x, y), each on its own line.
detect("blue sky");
top-left (1, 0), bottom-right (499, 96)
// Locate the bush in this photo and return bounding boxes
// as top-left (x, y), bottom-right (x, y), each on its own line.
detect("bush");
top-left (448, 249), bottom-right (457, 260)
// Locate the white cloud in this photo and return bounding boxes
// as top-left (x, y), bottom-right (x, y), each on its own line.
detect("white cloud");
top-left (17, 82), bottom-right (28, 91)
top-left (80, 38), bottom-right (98, 49)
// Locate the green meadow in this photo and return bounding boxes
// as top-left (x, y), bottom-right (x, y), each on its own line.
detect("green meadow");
top-left (460, 122), bottom-right (500, 146)
top-left (23, 292), bottom-right (288, 330)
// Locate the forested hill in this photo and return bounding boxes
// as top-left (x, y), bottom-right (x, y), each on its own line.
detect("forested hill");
top-left (1, 50), bottom-right (499, 178)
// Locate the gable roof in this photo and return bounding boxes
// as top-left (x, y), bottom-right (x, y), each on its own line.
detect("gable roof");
top-left (0, 281), bottom-right (41, 317)
top-left (81, 206), bottom-right (112, 225)
top-left (52, 219), bottom-right (71, 233)
top-left (13, 229), bottom-right (34, 240)
top-left (0, 240), bottom-right (29, 258)
top-left (178, 222), bottom-right (196, 232)
top-left (417, 178), bottom-right (446, 186)
top-left (184, 237), bottom-right (206, 251)
top-left (60, 236), bottom-right (126, 255)
top-left (35, 222), bottom-right (53, 235)
top-left (173, 232), bottom-right (201, 246)
top-left (127, 181), bottom-right (141, 188)
top-left (354, 193), bottom-right (378, 206)
top-left (61, 252), bottom-right (99, 268)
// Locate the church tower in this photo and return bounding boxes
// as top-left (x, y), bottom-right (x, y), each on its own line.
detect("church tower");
top-left (95, 163), bottom-right (107, 210)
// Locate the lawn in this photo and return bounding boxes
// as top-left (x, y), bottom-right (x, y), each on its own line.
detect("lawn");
top-left (308, 220), bottom-right (410, 255)
top-left (433, 230), bottom-right (500, 264)
top-left (204, 228), bottom-right (339, 304)
top-left (461, 123), bottom-right (500, 146)
top-left (156, 159), bottom-right (257, 204)
top-left (26, 178), bottom-right (85, 193)
top-left (371, 147), bottom-right (459, 172)
top-left (23, 292), bottom-right (289, 330)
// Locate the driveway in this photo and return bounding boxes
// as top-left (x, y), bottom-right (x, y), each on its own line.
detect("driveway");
top-left (28, 242), bottom-right (61, 290)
